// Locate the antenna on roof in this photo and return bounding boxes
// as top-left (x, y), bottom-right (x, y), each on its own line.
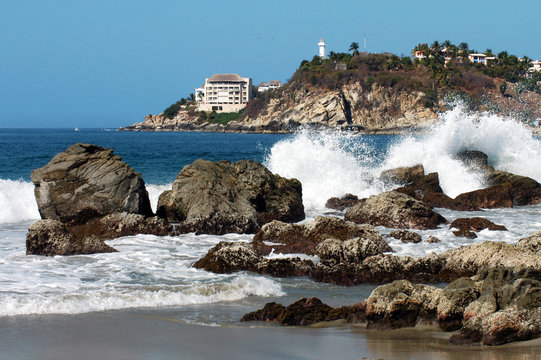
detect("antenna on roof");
top-left (363, 27), bottom-right (366, 50)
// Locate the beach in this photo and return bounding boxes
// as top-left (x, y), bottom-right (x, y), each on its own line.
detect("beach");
top-left (2, 309), bottom-right (540, 360)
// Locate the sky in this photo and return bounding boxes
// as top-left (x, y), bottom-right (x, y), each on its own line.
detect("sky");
top-left (1, 0), bottom-right (540, 128)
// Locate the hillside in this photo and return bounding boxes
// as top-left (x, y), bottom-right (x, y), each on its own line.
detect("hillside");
top-left (120, 51), bottom-right (541, 133)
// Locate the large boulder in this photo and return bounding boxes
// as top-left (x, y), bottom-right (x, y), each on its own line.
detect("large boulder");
top-left (30, 143), bottom-right (153, 224)
top-left (515, 231), bottom-right (541, 254)
top-left (344, 191), bottom-right (447, 230)
top-left (193, 241), bottom-right (260, 273)
top-left (325, 193), bottom-right (361, 211)
top-left (26, 219), bottom-right (117, 256)
top-left (487, 170), bottom-right (541, 206)
top-left (449, 217), bottom-right (507, 238)
top-left (381, 164), bottom-right (443, 195)
top-left (364, 280), bottom-right (443, 329)
top-left (157, 159), bottom-right (304, 235)
top-left (252, 216), bottom-right (385, 255)
top-left (453, 184), bottom-right (514, 209)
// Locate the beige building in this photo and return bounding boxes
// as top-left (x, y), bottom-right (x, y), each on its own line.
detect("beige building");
top-left (197, 74), bottom-right (252, 112)
top-left (529, 60), bottom-right (541, 72)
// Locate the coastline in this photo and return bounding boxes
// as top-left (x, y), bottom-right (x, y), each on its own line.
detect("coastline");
top-left (2, 309), bottom-right (540, 360)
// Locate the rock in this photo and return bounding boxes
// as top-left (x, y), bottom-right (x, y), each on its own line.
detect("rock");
top-left (255, 257), bottom-right (314, 277)
top-left (515, 231), bottom-right (541, 254)
top-left (442, 241), bottom-right (541, 278)
top-left (417, 192), bottom-right (480, 211)
top-left (487, 170), bottom-right (541, 206)
top-left (240, 302), bottom-right (286, 322)
top-left (426, 236), bottom-right (441, 243)
top-left (454, 150), bottom-right (491, 171)
top-left (381, 164), bottom-right (443, 195)
top-left (449, 217), bottom-right (507, 239)
top-left (453, 184), bottom-right (513, 209)
top-left (310, 253), bottom-right (445, 286)
top-left (448, 268), bottom-right (541, 345)
top-left (344, 191), bottom-right (447, 230)
top-left (252, 216), bottom-right (379, 256)
top-left (30, 143), bottom-right (153, 223)
top-left (276, 297), bottom-right (334, 326)
top-left (193, 241), bottom-right (260, 273)
top-left (325, 193), bottom-right (361, 211)
top-left (364, 280), bottom-right (443, 329)
top-left (157, 159), bottom-right (304, 235)
top-left (388, 230), bottom-right (422, 244)
top-left (315, 234), bottom-right (392, 264)
top-left (26, 219), bottom-right (117, 256)
top-left (437, 277), bottom-right (481, 331)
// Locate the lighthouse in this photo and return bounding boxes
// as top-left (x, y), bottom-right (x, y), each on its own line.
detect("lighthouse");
top-left (318, 38), bottom-right (326, 59)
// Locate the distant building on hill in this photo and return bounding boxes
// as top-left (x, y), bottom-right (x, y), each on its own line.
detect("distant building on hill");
top-left (468, 53), bottom-right (496, 66)
top-left (318, 38), bottom-right (327, 59)
top-left (196, 74), bottom-right (252, 112)
top-left (257, 80), bottom-right (282, 92)
top-left (529, 60), bottom-right (541, 72)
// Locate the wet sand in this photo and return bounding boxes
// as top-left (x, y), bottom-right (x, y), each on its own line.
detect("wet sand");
top-left (1, 310), bottom-right (540, 360)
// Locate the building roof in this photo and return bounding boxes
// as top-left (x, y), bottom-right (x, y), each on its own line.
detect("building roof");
top-left (269, 80), bottom-right (281, 86)
top-left (208, 74), bottom-right (245, 82)
top-left (258, 82), bottom-right (269, 87)
top-left (469, 53), bottom-right (487, 57)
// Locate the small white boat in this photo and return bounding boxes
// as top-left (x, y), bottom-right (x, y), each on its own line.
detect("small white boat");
top-left (74, 128), bottom-right (79, 132)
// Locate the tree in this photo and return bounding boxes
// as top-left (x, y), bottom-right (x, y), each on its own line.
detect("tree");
top-left (459, 42), bottom-right (469, 57)
top-left (499, 81), bottom-right (507, 96)
top-left (349, 42), bottom-right (360, 56)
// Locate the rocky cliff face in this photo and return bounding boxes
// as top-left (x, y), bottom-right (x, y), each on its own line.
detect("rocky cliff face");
top-left (235, 83), bottom-right (438, 133)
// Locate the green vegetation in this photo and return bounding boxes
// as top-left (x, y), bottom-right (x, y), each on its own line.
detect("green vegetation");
top-left (162, 93), bottom-right (195, 119)
top-left (201, 110), bottom-right (242, 125)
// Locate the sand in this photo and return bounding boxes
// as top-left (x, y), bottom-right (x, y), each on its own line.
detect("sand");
top-left (1, 309), bottom-right (540, 360)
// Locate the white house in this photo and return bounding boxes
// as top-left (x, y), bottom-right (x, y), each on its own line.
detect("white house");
top-left (529, 60), bottom-right (541, 72)
top-left (318, 38), bottom-right (326, 59)
top-left (196, 74), bottom-right (252, 112)
top-left (257, 80), bottom-right (282, 92)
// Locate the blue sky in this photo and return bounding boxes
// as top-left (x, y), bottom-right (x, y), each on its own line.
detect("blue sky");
top-left (1, 0), bottom-right (540, 128)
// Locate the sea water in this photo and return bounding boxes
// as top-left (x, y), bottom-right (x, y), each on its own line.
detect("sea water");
top-left (1, 105), bottom-right (541, 322)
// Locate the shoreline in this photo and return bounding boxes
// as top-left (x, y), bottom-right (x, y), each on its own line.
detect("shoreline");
top-left (2, 309), bottom-right (540, 360)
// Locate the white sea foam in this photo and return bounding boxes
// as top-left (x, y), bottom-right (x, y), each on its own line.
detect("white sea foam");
top-left (0, 179), bottom-right (40, 224)
top-left (147, 183), bottom-right (172, 212)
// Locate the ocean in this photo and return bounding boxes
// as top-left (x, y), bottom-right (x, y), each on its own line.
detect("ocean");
top-left (1, 105), bottom-right (541, 328)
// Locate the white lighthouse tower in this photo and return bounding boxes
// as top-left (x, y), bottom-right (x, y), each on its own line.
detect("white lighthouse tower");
top-left (318, 38), bottom-right (326, 59)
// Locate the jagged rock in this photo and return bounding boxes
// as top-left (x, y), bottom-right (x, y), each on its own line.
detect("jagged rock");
top-left (192, 241), bottom-right (260, 273)
top-left (310, 253), bottom-right (445, 286)
top-left (382, 164), bottom-right (443, 195)
top-left (325, 193), bottom-right (360, 210)
top-left (240, 302), bottom-right (286, 322)
top-left (275, 297), bottom-right (334, 326)
top-left (315, 234), bottom-right (392, 264)
top-left (26, 219), bottom-right (117, 256)
top-left (252, 216), bottom-right (378, 256)
top-left (364, 280), bottom-right (443, 329)
top-left (30, 143), bottom-right (153, 223)
top-left (417, 192), bottom-right (480, 211)
top-left (515, 231), bottom-right (541, 254)
top-left (426, 236), bottom-right (441, 243)
top-left (453, 183), bottom-right (513, 209)
top-left (255, 257), bottom-right (314, 277)
top-left (448, 268), bottom-right (541, 345)
top-left (441, 241), bottom-right (541, 278)
top-left (157, 159), bottom-right (304, 235)
top-left (487, 170), bottom-right (541, 206)
top-left (454, 150), bottom-right (492, 172)
top-left (344, 191), bottom-right (447, 230)
top-left (449, 217), bottom-right (507, 239)
top-left (437, 277), bottom-right (481, 331)
top-left (388, 230), bottom-right (422, 244)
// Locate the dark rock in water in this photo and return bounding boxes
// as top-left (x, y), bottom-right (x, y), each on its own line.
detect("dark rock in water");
top-left (240, 302), bottom-right (286, 322)
top-left (325, 193), bottom-right (361, 211)
top-left (30, 143), bottom-right (153, 223)
top-left (437, 277), bottom-right (480, 331)
top-left (487, 170), bottom-right (541, 206)
top-left (426, 236), bottom-right (441, 243)
top-left (454, 183), bottom-right (513, 209)
top-left (26, 212), bottom-right (171, 256)
top-left (315, 234), bottom-right (392, 264)
top-left (364, 280), bottom-right (443, 329)
top-left (255, 257), bottom-right (314, 277)
top-left (26, 219), bottom-right (117, 256)
top-left (455, 150), bottom-right (491, 171)
top-left (252, 216), bottom-right (378, 256)
top-left (277, 297), bottom-right (334, 326)
top-left (388, 230), bottom-right (422, 244)
top-left (381, 164), bottom-right (444, 195)
top-left (193, 241), bottom-right (260, 274)
top-left (417, 192), bottom-right (480, 211)
top-left (344, 191), bottom-right (447, 230)
top-left (449, 217), bottom-right (507, 239)
top-left (157, 159), bottom-right (304, 235)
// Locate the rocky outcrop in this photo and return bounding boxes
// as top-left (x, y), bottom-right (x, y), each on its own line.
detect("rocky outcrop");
top-left (30, 143), bottom-right (153, 223)
top-left (193, 241), bottom-right (260, 273)
top-left (344, 191), bottom-right (447, 229)
top-left (242, 268), bottom-right (541, 346)
top-left (388, 230), bottom-right (422, 243)
top-left (27, 144), bottom-right (168, 256)
top-left (26, 219), bottom-right (117, 256)
top-left (487, 170), bottom-right (541, 206)
top-left (252, 216), bottom-right (381, 255)
top-left (381, 164), bottom-right (443, 195)
top-left (516, 231), bottom-right (541, 254)
top-left (157, 159), bottom-right (304, 235)
top-left (324, 193), bottom-right (361, 211)
top-left (449, 217), bottom-right (507, 238)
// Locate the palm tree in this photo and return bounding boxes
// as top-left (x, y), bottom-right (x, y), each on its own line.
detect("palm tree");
top-left (349, 42), bottom-right (360, 56)
top-left (459, 42), bottom-right (469, 57)
top-left (443, 40), bottom-right (452, 50)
